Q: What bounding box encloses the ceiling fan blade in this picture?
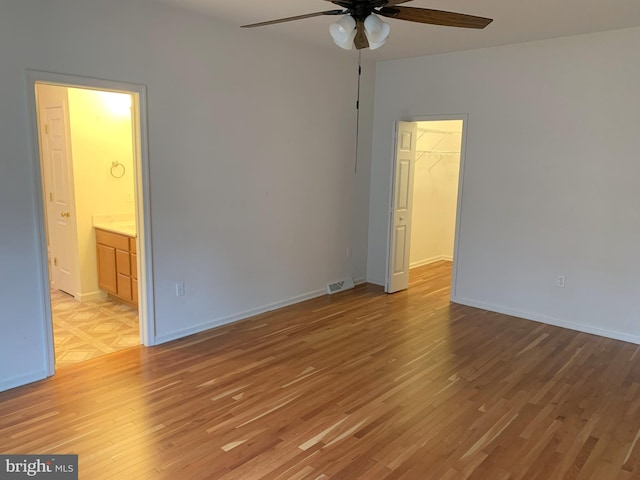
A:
[242,10,344,28]
[378,6,493,29]
[382,0,414,6]
[354,20,369,50]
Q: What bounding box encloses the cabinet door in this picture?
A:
[117,274,132,301]
[97,244,117,294]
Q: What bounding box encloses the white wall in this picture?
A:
[67,88,136,299]
[0,0,373,391]
[410,121,461,268]
[368,27,640,343]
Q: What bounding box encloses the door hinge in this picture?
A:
[45,124,49,135]
[54,257,58,266]
[49,192,53,202]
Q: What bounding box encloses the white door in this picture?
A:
[386,121,417,293]
[43,105,78,296]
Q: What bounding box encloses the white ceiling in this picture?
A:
[151,0,640,60]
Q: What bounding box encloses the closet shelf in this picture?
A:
[416,150,460,155]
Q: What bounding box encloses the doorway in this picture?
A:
[37,83,140,367]
[27,71,155,375]
[386,117,465,295]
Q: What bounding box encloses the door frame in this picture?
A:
[384,114,468,299]
[25,70,156,375]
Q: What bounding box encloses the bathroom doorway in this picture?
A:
[28,71,155,374]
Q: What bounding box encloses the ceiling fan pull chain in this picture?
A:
[355,49,362,173]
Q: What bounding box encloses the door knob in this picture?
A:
[61,211,70,218]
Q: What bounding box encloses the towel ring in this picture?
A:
[110,161,125,179]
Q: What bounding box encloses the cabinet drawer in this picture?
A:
[116,249,131,276]
[96,229,129,251]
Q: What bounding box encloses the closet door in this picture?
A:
[387,121,417,293]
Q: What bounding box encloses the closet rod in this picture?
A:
[417,128,462,135]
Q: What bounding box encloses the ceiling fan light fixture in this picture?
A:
[364,13,390,50]
[329,15,357,50]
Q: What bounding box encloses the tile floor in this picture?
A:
[51,289,140,368]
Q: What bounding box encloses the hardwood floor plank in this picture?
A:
[3,261,640,478]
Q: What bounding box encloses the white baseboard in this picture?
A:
[0,369,49,393]
[74,290,106,302]
[452,295,640,345]
[154,287,327,345]
[366,277,385,287]
[353,277,367,286]
[410,255,453,269]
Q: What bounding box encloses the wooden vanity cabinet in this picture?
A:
[130,238,138,306]
[96,228,138,307]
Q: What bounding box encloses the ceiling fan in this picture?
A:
[242,0,493,51]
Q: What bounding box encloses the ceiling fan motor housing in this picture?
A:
[350,0,375,21]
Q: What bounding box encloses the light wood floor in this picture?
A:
[51,289,139,368]
[3,262,640,479]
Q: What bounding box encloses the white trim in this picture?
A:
[0,369,49,393]
[452,296,640,345]
[367,277,385,287]
[131,84,156,347]
[410,255,453,269]
[25,70,156,383]
[353,276,367,286]
[25,72,56,377]
[154,288,327,345]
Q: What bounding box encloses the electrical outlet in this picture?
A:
[556,275,566,288]
[176,282,185,296]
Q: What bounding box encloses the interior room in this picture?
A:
[408,120,463,289]
[1,0,640,477]
[36,83,140,367]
